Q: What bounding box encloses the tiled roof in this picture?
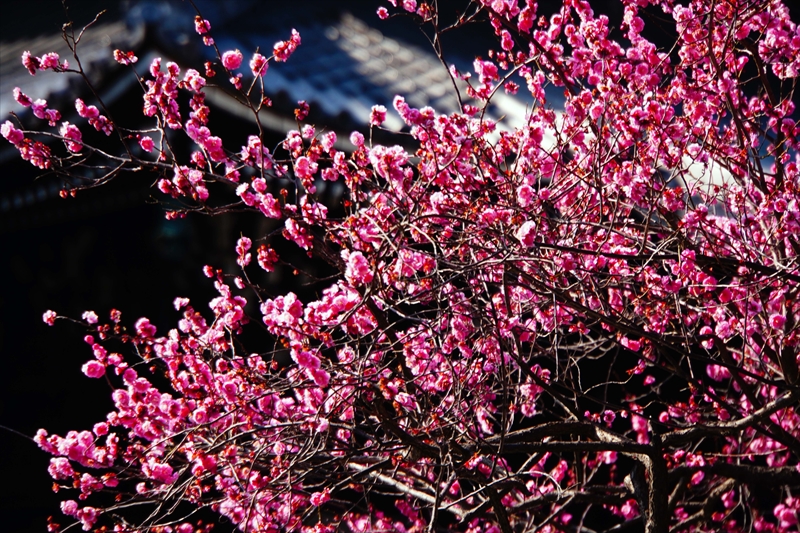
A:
[0,3,559,228]
[202,10,545,143]
[242,12,461,131]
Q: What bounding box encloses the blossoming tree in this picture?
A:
[3,0,799,532]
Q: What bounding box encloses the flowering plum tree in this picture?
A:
[4,0,800,532]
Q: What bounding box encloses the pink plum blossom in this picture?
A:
[273,29,301,62]
[310,488,331,506]
[194,16,211,34]
[236,236,252,267]
[343,250,374,286]
[22,50,40,75]
[59,122,83,152]
[9,3,800,533]
[112,50,137,65]
[1,121,24,145]
[81,360,105,379]
[250,53,268,76]
[139,136,154,152]
[370,104,387,126]
[222,50,243,71]
[42,310,57,326]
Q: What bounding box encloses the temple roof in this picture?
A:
[0,0,545,230]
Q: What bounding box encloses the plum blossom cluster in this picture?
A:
[75,98,112,135]
[2,120,53,169]
[143,58,182,130]
[112,49,138,66]
[22,50,69,75]
[7,1,800,533]
[273,29,302,62]
[14,87,61,125]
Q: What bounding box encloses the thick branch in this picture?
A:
[347,462,468,520]
[669,464,800,488]
[662,391,798,447]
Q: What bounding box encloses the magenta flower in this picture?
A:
[249,52,268,76]
[194,16,211,35]
[60,499,79,517]
[40,52,61,69]
[369,104,387,126]
[42,310,57,326]
[221,50,243,71]
[81,360,105,379]
[138,136,154,152]
[344,251,373,286]
[1,120,24,145]
[183,68,206,91]
[769,313,787,329]
[236,236,252,267]
[309,488,331,507]
[112,49,138,65]
[59,122,83,153]
[75,98,99,119]
[13,87,32,107]
[21,50,40,75]
[81,310,98,324]
[273,29,301,62]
